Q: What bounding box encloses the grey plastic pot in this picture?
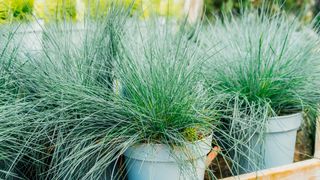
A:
[124,135,212,180]
[13,22,43,54]
[41,22,92,50]
[238,113,302,174]
[264,113,302,168]
[0,22,43,60]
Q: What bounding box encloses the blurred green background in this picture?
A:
[1,0,320,24]
[0,0,185,23]
[204,0,317,23]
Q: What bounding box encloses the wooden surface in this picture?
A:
[315,116,320,158]
[222,159,320,180]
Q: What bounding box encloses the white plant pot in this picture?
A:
[264,113,302,167]
[42,22,90,50]
[62,22,87,46]
[13,22,43,54]
[124,135,212,180]
[238,113,302,173]
[0,22,42,57]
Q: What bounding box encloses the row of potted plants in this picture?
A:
[1,0,187,57]
[0,2,320,180]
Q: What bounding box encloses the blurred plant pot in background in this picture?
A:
[14,22,43,54]
[0,22,43,57]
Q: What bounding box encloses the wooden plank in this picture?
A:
[206,146,220,166]
[315,115,320,158]
[184,0,204,23]
[222,159,320,180]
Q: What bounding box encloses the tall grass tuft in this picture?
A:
[0,26,39,179]
[115,19,216,144]
[0,2,132,179]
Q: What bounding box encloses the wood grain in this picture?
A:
[221,159,320,180]
[315,115,320,158]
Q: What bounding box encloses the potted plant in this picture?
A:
[202,10,320,174]
[111,19,217,180]
[26,10,220,180]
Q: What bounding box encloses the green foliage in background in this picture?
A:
[204,0,314,22]
[1,0,185,23]
[82,0,141,18]
[0,0,34,23]
[38,0,77,22]
[1,0,319,24]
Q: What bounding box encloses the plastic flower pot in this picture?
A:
[41,22,90,50]
[124,135,212,180]
[238,113,302,174]
[12,22,43,54]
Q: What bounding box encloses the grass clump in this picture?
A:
[0,27,39,179]
[36,12,127,180]
[114,20,216,145]
[0,3,131,179]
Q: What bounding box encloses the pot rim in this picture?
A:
[124,133,213,162]
[129,132,213,147]
[266,112,302,133]
[269,112,302,121]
